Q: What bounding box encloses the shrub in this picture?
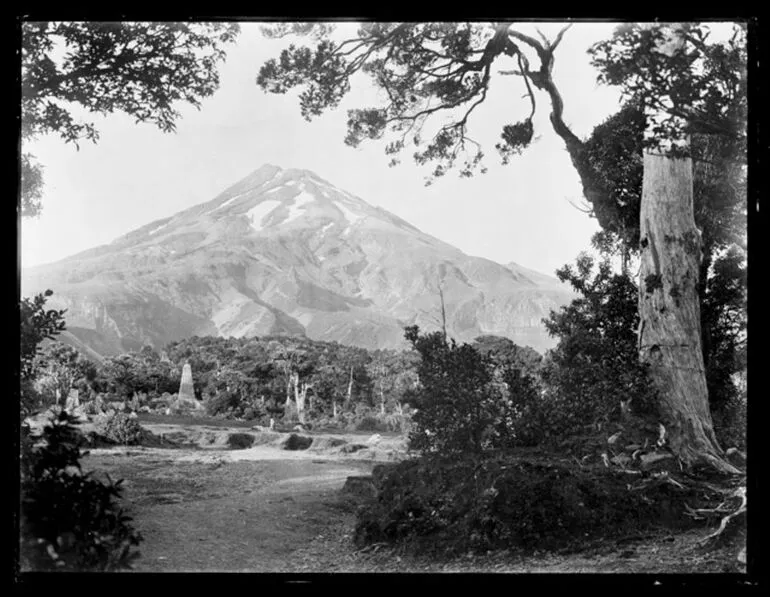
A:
[355,453,696,553]
[81,400,102,416]
[95,412,143,445]
[20,411,142,570]
[541,254,659,438]
[204,391,241,418]
[282,433,313,450]
[402,326,527,455]
[713,391,747,451]
[227,433,255,449]
[355,415,389,433]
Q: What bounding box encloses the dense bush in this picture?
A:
[227,432,255,449]
[355,454,695,553]
[20,411,143,570]
[541,254,659,439]
[402,326,541,454]
[95,411,143,445]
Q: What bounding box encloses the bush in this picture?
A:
[355,415,389,433]
[95,412,143,445]
[541,254,659,439]
[20,411,142,570]
[227,433,255,449]
[713,391,747,451]
[81,400,103,416]
[282,433,313,451]
[355,454,696,553]
[402,326,532,454]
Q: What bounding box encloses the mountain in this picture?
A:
[21,164,575,357]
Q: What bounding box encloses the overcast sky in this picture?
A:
[21,22,630,277]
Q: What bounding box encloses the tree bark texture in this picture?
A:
[638,152,736,473]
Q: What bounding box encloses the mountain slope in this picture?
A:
[22,164,574,356]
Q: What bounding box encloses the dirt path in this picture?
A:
[83,446,374,572]
[80,437,746,574]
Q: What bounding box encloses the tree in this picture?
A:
[256,21,746,471]
[367,348,420,415]
[20,21,240,216]
[542,250,659,433]
[472,335,543,374]
[590,24,745,473]
[581,102,746,441]
[20,291,68,415]
[33,342,92,406]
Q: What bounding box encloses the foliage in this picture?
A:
[701,246,747,419]
[96,346,179,399]
[355,454,696,553]
[33,341,96,406]
[589,23,747,150]
[227,432,255,450]
[542,252,659,437]
[472,335,543,374]
[403,326,541,454]
[20,411,142,570]
[21,21,239,216]
[543,236,745,447]
[95,411,143,446]
[257,22,578,183]
[20,290,67,382]
[20,291,68,416]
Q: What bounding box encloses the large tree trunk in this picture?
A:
[637,24,738,475]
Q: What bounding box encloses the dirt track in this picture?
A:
[79,425,746,574]
[84,446,371,572]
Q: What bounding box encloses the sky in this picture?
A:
[20,21,629,277]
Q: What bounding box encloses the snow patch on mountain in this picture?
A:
[335,201,365,226]
[285,190,316,223]
[247,200,281,230]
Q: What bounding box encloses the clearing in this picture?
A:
[77,418,745,573]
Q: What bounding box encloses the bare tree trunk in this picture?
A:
[438,283,447,342]
[296,382,312,425]
[291,372,301,421]
[332,398,338,419]
[296,381,309,425]
[284,371,292,410]
[637,24,738,474]
[346,365,353,407]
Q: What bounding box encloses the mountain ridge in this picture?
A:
[22,164,574,357]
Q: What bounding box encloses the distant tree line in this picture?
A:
[29,330,542,432]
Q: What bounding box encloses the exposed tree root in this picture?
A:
[687,486,747,546]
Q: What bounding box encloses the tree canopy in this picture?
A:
[257,22,746,212]
[20,21,240,217]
